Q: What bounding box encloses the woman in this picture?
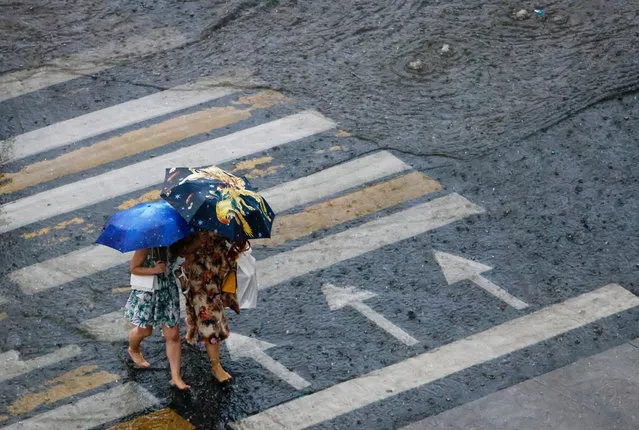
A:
[125,246,190,390]
[175,231,246,383]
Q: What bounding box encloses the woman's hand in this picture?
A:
[153,261,166,274]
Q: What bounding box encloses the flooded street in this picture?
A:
[1,1,638,428]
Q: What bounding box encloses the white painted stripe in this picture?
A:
[0,110,335,234]
[2,382,158,430]
[257,193,485,290]
[0,27,187,103]
[1,79,238,163]
[11,246,122,294]
[79,311,133,343]
[232,284,639,429]
[0,345,81,383]
[81,192,481,343]
[10,151,407,294]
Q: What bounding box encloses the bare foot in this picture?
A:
[211,362,232,383]
[170,377,191,390]
[128,347,150,369]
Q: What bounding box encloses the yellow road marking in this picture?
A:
[109,408,195,430]
[70,87,89,95]
[0,90,289,194]
[336,130,350,137]
[231,155,283,178]
[244,164,284,179]
[316,145,346,154]
[234,91,291,109]
[0,313,6,321]
[117,190,162,210]
[22,217,85,239]
[8,365,118,416]
[231,156,273,172]
[0,415,7,421]
[255,171,441,247]
[112,287,132,294]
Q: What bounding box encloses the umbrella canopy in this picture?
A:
[96,201,193,252]
[160,165,275,241]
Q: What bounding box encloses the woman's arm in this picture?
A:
[130,249,165,275]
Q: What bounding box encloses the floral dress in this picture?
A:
[124,248,181,328]
[178,233,240,345]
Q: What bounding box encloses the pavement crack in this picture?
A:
[347,134,466,161]
[199,0,260,41]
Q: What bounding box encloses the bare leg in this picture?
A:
[204,341,231,383]
[163,325,190,390]
[128,326,152,368]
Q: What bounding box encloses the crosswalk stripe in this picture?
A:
[8,365,119,416]
[80,312,134,343]
[80,193,481,342]
[0,110,335,234]
[10,151,408,294]
[0,77,237,164]
[0,90,289,194]
[231,284,639,429]
[257,193,484,291]
[0,27,188,104]
[0,345,82,383]
[1,382,158,430]
[257,171,442,247]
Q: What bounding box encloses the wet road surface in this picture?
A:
[1,1,638,428]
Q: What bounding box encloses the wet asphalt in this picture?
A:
[1,1,638,428]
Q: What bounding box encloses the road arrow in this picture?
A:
[226,333,311,390]
[322,284,419,346]
[433,250,529,310]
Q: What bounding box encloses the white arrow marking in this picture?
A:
[433,251,529,310]
[322,284,419,346]
[226,333,311,390]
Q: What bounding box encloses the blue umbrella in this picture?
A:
[96,201,193,253]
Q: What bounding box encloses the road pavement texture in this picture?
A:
[1,1,638,429]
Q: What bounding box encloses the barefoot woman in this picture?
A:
[125,246,190,390]
[176,231,246,383]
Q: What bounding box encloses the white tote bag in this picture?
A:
[236,247,258,309]
[130,273,157,292]
[129,248,162,292]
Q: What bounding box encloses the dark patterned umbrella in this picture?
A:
[160,165,275,241]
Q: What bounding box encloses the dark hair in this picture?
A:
[150,246,169,262]
[228,239,250,261]
[169,233,198,257]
